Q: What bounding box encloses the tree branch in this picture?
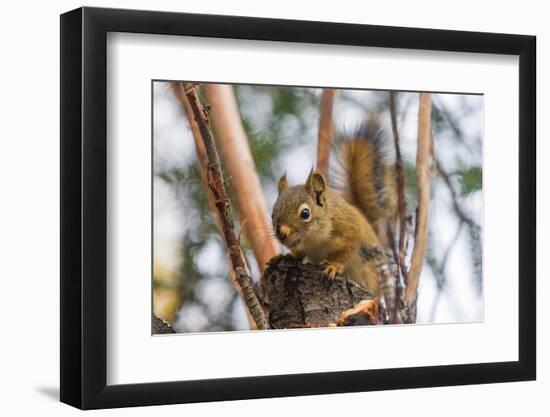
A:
[402,92,432,323]
[203,84,280,274]
[389,92,409,283]
[433,150,481,232]
[172,83,251,321]
[171,83,219,218]
[432,96,477,154]
[316,88,335,179]
[428,220,464,322]
[180,83,268,330]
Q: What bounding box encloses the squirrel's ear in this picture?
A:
[277,173,288,194]
[307,171,326,206]
[305,169,314,192]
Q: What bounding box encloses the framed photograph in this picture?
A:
[60,6,536,409]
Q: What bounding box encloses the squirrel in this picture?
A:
[271,121,397,295]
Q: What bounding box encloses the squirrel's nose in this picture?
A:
[276,225,289,241]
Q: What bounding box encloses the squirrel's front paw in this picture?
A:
[320,260,344,280]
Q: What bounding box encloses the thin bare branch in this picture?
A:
[172,82,257,328]
[402,92,432,323]
[389,92,409,282]
[316,89,335,179]
[171,83,211,198]
[203,85,280,275]
[428,220,464,322]
[178,82,268,330]
[432,144,481,232]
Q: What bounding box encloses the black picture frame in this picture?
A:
[60,6,536,410]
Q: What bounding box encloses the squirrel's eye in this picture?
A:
[298,203,311,222]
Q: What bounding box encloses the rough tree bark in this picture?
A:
[263,255,379,328]
[152,314,176,334]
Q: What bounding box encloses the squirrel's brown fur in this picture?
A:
[332,121,397,245]
[271,121,396,294]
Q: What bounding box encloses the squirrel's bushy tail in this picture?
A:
[331,120,397,230]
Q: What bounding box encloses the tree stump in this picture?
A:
[262,255,379,329]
